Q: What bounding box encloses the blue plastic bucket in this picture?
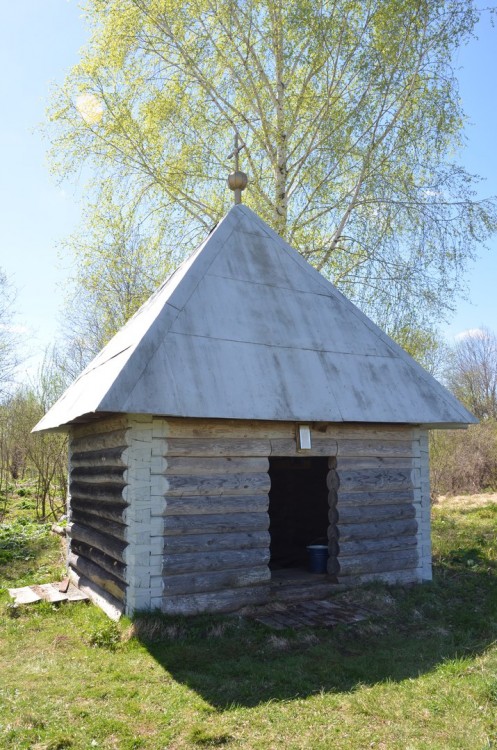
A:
[306,544,328,574]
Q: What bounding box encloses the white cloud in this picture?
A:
[455,328,484,341]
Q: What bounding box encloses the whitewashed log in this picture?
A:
[71,540,127,582]
[338,549,419,575]
[68,569,123,620]
[163,472,270,496]
[163,566,270,595]
[336,503,416,524]
[164,530,270,554]
[337,469,413,492]
[71,429,128,453]
[70,483,127,505]
[338,535,417,555]
[70,510,126,542]
[164,512,269,536]
[338,490,414,506]
[164,547,270,574]
[161,585,270,615]
[163,494,269,516]
[164,438,270,457]
[163,456,269,474]
[71,446,126,468]
[71,499,126,525]
[68,522,127,563]
[337,518,418,541]
[68,552,126,602]
[337,439,413,457]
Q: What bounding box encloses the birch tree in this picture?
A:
[49,0,496,345]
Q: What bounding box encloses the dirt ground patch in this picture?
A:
[433,492,497,510]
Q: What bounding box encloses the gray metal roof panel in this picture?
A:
[34,204,476,431]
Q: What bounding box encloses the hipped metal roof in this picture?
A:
[34,204,475,431]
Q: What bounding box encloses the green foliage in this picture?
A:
[88,620,122,651]
[48,0,497,356]
[0,519,51,564]
[430,421,497,495]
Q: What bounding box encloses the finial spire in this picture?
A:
[227,133,248,204]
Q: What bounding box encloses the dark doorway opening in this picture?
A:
[268,456,329,571]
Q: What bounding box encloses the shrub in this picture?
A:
[430,420,497,495]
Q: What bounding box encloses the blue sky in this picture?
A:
[1,1,496,384]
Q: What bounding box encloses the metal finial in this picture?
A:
[227,133,247,204]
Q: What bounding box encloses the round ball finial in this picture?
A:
[227,171,248,192]
[228,170,248,204]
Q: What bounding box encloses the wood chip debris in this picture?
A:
[8,582,88,606]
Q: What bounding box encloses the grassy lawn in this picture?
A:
[1,494,497,749]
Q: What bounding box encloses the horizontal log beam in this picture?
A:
[163,456,269,475]
[337,457,414,470]
[269,438,336,457]
[338,568,422,587]
[164,512,269,536]
[164,547,270,575]
[161,584,270,615]
[70,510,127,542]
[70,468,126,486]
[71,429,128,453]
[338,534,417,556]
[71,539,127,582]
[164,530,270,554]
[164,494,269,516]
[70,482,127,505]
[337,440,414,458]
[68,552,126,601]
[71,446,126,469]
[68,522,127,563]
[164,438,270,457]
[337,469,413,492]
[163,566,270,595]
[336,503,416,524]
[68,570,124,620]
[337,490,414,507]
[163,473,270,496]
[70,499,127,525]
[338,549,419,576]
[336,518,418,541]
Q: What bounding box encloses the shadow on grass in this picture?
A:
[137,560,497,709]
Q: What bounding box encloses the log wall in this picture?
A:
[334,426,423,584]
[66,416,432,616]
[154,419,272,615]
[68,416,129,616]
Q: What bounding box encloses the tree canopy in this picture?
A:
[447,327,497,420]
[48,0,496,354]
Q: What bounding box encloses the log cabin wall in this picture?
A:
[155,417,272,615]
[155,419,431,614]
[67,416,130,615]
[334,426,425,585]
[66,417,432,616]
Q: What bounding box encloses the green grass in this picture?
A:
[1,498,497,749]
